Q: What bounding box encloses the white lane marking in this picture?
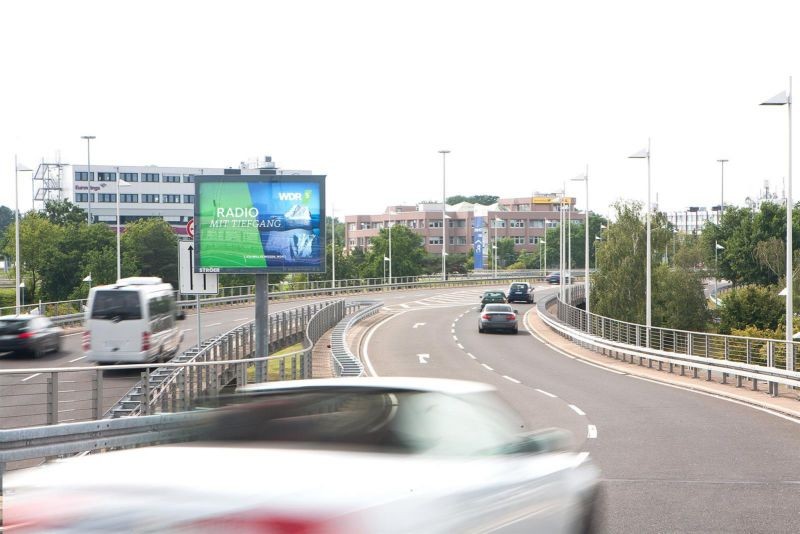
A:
[452,335,458,341]
[400,303,410,309]
[627,374,800,426]
[575,358,627,375]
[21,373,41,382]
[451,328,455,334]
[588,425,598,439]
[503,375,521,384]
[467,352,476,359]
[69,355,87,363]
[206,322,222,327]
[575,452,591,466]
[569,404,586,416]
[535,388,558,398]
[481,363,494,371]
[457,343,464,349]
[418,353,430,364]
[363,310,408,377]
[234,317,249,321]
[412,322,426,329]
[454,317,459,323]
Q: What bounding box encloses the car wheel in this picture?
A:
[33,344,45,359]
[512,326,518,334]
[478,326,484,333]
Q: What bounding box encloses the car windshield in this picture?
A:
[91,291,143,321]
[484,304,512,313]
[484,292,503,298]
[199,388,524,456]
[510,284,527,290]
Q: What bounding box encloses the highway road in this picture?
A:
[362,284,800,533]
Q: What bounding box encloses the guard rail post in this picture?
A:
[142,369,151,416]
[47,372,59,425]
[93,369,103,420]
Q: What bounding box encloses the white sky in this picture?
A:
[1,0,797,219]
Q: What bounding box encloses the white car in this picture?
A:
[5,377,600,533]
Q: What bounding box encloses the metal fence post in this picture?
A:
[142,369,151,416]
[93,369,104,420]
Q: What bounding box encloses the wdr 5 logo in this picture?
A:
[277,190,313,203]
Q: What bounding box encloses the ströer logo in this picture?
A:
[278,192,303,201]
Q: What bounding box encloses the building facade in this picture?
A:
[344,193,581,256]
[68,157,309,235]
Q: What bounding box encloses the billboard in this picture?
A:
[194,175,326,273]
[473,216,485,270]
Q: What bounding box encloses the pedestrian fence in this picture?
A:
[540,288,800,398]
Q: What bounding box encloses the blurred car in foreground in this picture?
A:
[5,377,600,533]
[479,303,520,334]
[507,282,534,303]
[480,290,506,310]
[0,315,62,358]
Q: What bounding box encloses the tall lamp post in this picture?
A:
[714,242,724,303]
[717,159,728,223]
[116,174,131,281]
[543,219,548,274]
[571,167,590,331]
[761,78,793,367]
[81,135,96,224]
[539,239,546,274]
[629,139,652,346]
[594,235,602,269]
[388,220,394,285]
[438,150,450,281]
[14,156,32,315]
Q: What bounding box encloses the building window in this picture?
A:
[449,236,467,245]
[162,194,181,203]
[516,204,530,212]
[74,193,94,202]
[97,172,116,182]
[74,171,94,181]
[546,220,558,228]
[142,173,160,183]
[142,194,160,203]
[428,236,443,245]
[120,172,139,182]
[183,195,195,203]
[183,175,195,183]
[509,219,525,228]
[448,219,466,228]
[529,219,544,228]
[529,236,541,244]
[163,175,181,183]
[97,193,116,202]
[429,220,443,228]
[493,219,506,228]
[513,236,525,245]
[120,194,138,203]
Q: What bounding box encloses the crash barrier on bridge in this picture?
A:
[0,271,550,328]
[538,290,800,398]
[0,300,356,429]
[329,300,384,377]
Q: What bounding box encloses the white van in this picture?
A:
[84,277,184,364]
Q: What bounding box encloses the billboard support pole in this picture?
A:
[255,274,268,382]
[196,295,201,350]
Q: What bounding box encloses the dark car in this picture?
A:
[545,272,571,285]
[480,291,506,310]
[479,304,519,334]
[507,282,534,303]
[0,315,62,358]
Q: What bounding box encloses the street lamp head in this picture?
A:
[570,173,587,182]
[438,150,451,154]
[628,148,649,159]
[81,135,96,140]
[595,235,602,241]
[119,179,132,187]
[16,163,32,172]
[760,91,789,106]
[717,159,729,163]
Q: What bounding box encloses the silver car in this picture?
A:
[479,303,519,334]
[5,377,600,533]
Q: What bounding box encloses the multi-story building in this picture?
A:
[344,193,581,256]
[68,157,309,236]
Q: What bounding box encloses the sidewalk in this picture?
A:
[525,307,800,420]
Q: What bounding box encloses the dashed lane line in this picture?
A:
[503,375,521,384]
[481,363,494,371]
[535,388,558,398]
[588,425,598,439]
[569,404,586,416]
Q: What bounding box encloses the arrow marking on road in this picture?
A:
[412,322,426,329]
[418,353,430,364]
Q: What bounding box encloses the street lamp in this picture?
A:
[539,239,546,274]
[493,216,504,278]
[717,159,729,223]
[715,242,725,303]
[571,167,590,330]
[594,235,602,270]
[19,281,25,309]
[438,150,450,281]
[116,175,132,281]
[14,156,32,315]
[761,78,793,364]
[629,139,652,346]
[81,135,96,224]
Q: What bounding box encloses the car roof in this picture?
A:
[238,377,496,396]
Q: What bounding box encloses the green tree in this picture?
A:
[719,285,784,334]
[446,195,498,206]
[651,264,708,331]
[121,218,179,286]
[360,226,426,279]
[43,199,87,226]
[0,206,13,244]
[3,213,62,302]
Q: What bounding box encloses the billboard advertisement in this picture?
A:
[473,216,484,270]
[194,175,326,273]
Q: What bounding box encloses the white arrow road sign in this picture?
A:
[178,241,219,295]
[412,323,426,329]
[418,353,430,364]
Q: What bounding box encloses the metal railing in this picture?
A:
[0,300,354,428]
[540,290,800,397]
[329,300,383,377]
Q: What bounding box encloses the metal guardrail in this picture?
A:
[0,300,353,429]
[329,300,383,377]
[539,291,800,397]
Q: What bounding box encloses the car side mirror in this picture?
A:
[515,309,519,314]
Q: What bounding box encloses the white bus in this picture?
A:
[84,277,184,364]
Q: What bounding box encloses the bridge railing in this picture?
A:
[541,289,800,397]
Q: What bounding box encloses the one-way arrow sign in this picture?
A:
[179,241,218,295]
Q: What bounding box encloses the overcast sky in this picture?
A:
[1,0,797,219]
